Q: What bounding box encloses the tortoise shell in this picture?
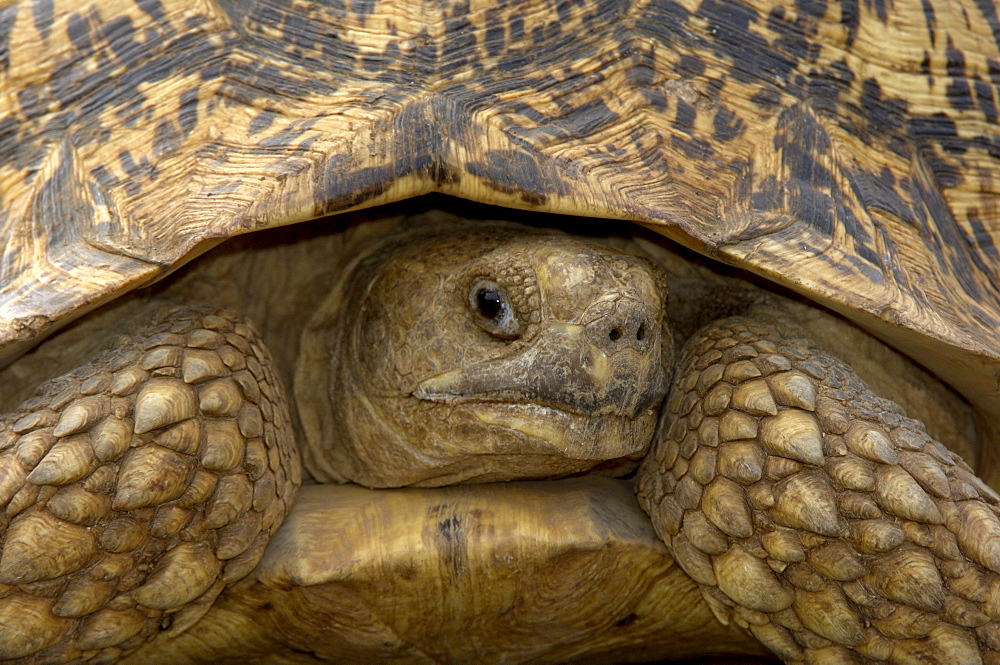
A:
[1,0,998,415]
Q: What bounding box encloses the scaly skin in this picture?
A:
[0,308,300,663]
[638,316,1000,663]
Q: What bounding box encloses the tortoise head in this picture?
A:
[296,222,672,487]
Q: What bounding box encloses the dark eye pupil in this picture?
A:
[477,288,503,319]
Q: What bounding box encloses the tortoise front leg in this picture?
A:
[0,308,300,663]
[637,316,1000,664]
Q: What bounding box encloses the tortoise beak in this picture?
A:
[414,298,667,420]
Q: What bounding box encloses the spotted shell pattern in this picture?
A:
[0,0,998,413]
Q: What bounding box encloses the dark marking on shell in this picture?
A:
[65,10,93,50]
[315,159,392,216]
[118,150,142,178]
[973,0,1000,52]
[178,87,200,136]
[795,0,827,19]
[212,0,254,37]
[767,6,815,65]
[974,79,998,123]
[749,88,782,109]
[675,99,697,129]
[32,0,55,41]
[678,54,706,76]
[0,4,14,73]
[152,118,182,158]
[850,167,914,230]
[697,0,796,85]
[248,110,277,136]
[670,134,715,160]
[466,149,568,205]
[713,107,745,142]
[921,0,937,45]
[352,0,379,19]
[485,8,506,57]
[870,0,888,23]
[136,0,167,22]
[545,98,621,141]
[860,78,909,136]
[946,78,975,111]
[840,0,859,45]
[32,142,103,259]
[105,16,139,64]
[968,211,1000,260]
[912,113,961,152]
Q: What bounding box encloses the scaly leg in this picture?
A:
[637,316,1000,664]
[0,308,300,663]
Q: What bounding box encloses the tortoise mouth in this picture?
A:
[412,394,652,462]
[413,390,589,417]
[471,401,607,459]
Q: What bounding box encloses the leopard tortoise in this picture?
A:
[1,0,999,663]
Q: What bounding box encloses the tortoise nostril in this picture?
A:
[636,324,646,341]
[609,328,623,341]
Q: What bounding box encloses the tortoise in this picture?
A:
[1,0,999,662]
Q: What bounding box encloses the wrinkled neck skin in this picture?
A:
[296,221,672,488]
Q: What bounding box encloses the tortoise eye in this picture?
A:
[469,279,520,339]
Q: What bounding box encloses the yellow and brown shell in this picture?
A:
[1,0,998,416]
